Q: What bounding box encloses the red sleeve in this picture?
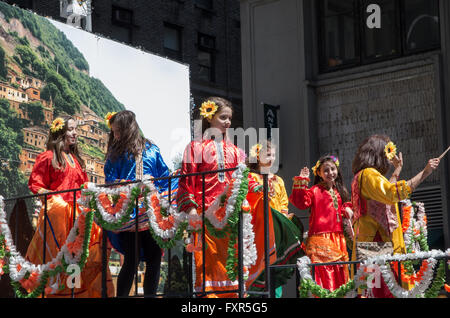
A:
[177,142,199,213]
[341,201,353,218]
[28,151,53,194]
[289,176,314,210]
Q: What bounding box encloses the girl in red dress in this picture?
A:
[26,116,113,297]
[177,97,246,297]
[289,155,352,291]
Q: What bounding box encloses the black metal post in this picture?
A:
[42,193,48,298]
[167,176,172,295]
[135,196,139,296]
[201,173,206,297]
[262,173,272,298]
[72,190,76,298]
[238,205,244,298]
[101,229,107,298]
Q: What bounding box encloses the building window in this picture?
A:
[111,6,134,44]
[197,33,216,82]
[403,0,440,53]
[195,0,213,11]
[318,0,440,72]
[164,23,183,61]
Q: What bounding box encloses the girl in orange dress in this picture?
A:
[289,155,352,291]
[26,116,113,297]
[177,97,246,297]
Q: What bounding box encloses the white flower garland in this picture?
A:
[82,182,136,224]
[204,163,247,229]
[297,249,450,298]
[242,203,257,275]
[146,192,187,240]
[0,195,89,289]
[401,200,429,253]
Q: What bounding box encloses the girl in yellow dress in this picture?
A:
[351,134,440,297]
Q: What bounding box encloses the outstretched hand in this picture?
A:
[424,158,440,176]
[299,166,310,179]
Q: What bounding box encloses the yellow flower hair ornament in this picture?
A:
[50,117,65,133]
[199,100,218,120]
[384,141,397,161]
[105,112,117,129]
[249,143,263,160]
[311,160,321,176]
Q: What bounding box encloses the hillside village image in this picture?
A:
[0,0,449,306]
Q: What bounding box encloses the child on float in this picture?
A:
[246,140,304,297]
[289,155,352,291]
[350,135,440,297]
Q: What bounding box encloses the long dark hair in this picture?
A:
[313,154,350,203]
[106,110,150,161]
[46,115,85,170]
[198,96,233,135]
[352,134,391,176]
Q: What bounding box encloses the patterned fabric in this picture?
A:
[177,139,246,298]
[249,173,289,216]
[306,233,349,292]
[289,183,352,235]
[351,168,411,236]
[350,167,413,297]
[103,142,177,253]
[26,150,114,297]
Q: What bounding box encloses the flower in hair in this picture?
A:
[105,112,117,129]
[249,143,263,159]
[384,141,397,161]
[50,117,65,133]
[199,100,218,120]
[330,155,340,167]
[311,160,321,176]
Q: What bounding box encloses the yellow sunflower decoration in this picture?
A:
[50,117,65,133]
[384,141,397,161]
[199,100,218,120]
[105,112,117,129]
[249,143,263,160]
[311,160,321,176]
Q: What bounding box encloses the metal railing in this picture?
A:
[3,167,280,298]
[4,168,447,298]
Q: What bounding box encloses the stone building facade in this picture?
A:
[240,0,449,251]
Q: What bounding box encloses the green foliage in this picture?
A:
[19,101,45,125]
[0,1,125,117]
[78,137,105,160]
[0,46,7,80]
[0,99,29,198]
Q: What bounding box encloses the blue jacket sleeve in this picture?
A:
[143,143,176,193]
[104,157,119,183]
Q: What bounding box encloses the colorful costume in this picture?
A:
[177,138,246,297]
[104,142,177,297]
[104,142,176,234]
[26,150,114,297]
[289,176,350,291]
[351,167,412,297]
[248,173,304,297]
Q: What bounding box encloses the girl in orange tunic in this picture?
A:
[26,116,113,297]
[178,96,278,297]
[178,97,248,298]
[289,155,352,291]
